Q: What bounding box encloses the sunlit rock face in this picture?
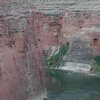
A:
[0,0,47,100]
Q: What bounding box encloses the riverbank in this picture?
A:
[46,62,100,77]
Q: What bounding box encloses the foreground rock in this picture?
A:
[0,0,47,100]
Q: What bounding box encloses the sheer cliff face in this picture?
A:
[62,10,100,55]
[0,1,47,100]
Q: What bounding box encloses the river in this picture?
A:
[45,69,100,100]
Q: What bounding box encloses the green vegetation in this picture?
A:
[44,43,69,68]
[94,56,100,65]
[92,56,100,72]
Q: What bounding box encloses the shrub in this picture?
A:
[44,43,69,68]
[92,56,100,72]
[94,56,100,65]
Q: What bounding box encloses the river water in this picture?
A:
[45,69,100,100]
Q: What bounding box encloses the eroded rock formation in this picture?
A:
[62,10,100,56]
[0,0,47,100]
[1,0,100,99]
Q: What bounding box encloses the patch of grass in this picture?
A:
[44,43,69,68]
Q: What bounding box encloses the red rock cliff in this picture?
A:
[0,0,47,100]
[62,10,100,55]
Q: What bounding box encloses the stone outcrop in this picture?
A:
[62,10,100,56]
[0,0,47,100]
[41,15,62,45]
[34,1,100,57]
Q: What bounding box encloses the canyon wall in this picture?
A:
[62,10,100,56]
[39,10,100,57]
[63,35,93,64]
[0,0,100,99]
[0,0,47,100]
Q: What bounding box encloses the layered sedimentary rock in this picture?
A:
[0,0,47,100]
[62,6,100,56]
[63,35,93,64]
[34,1,100,57]
[40,15,63,56]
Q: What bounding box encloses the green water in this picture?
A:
[45,69,100,100]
